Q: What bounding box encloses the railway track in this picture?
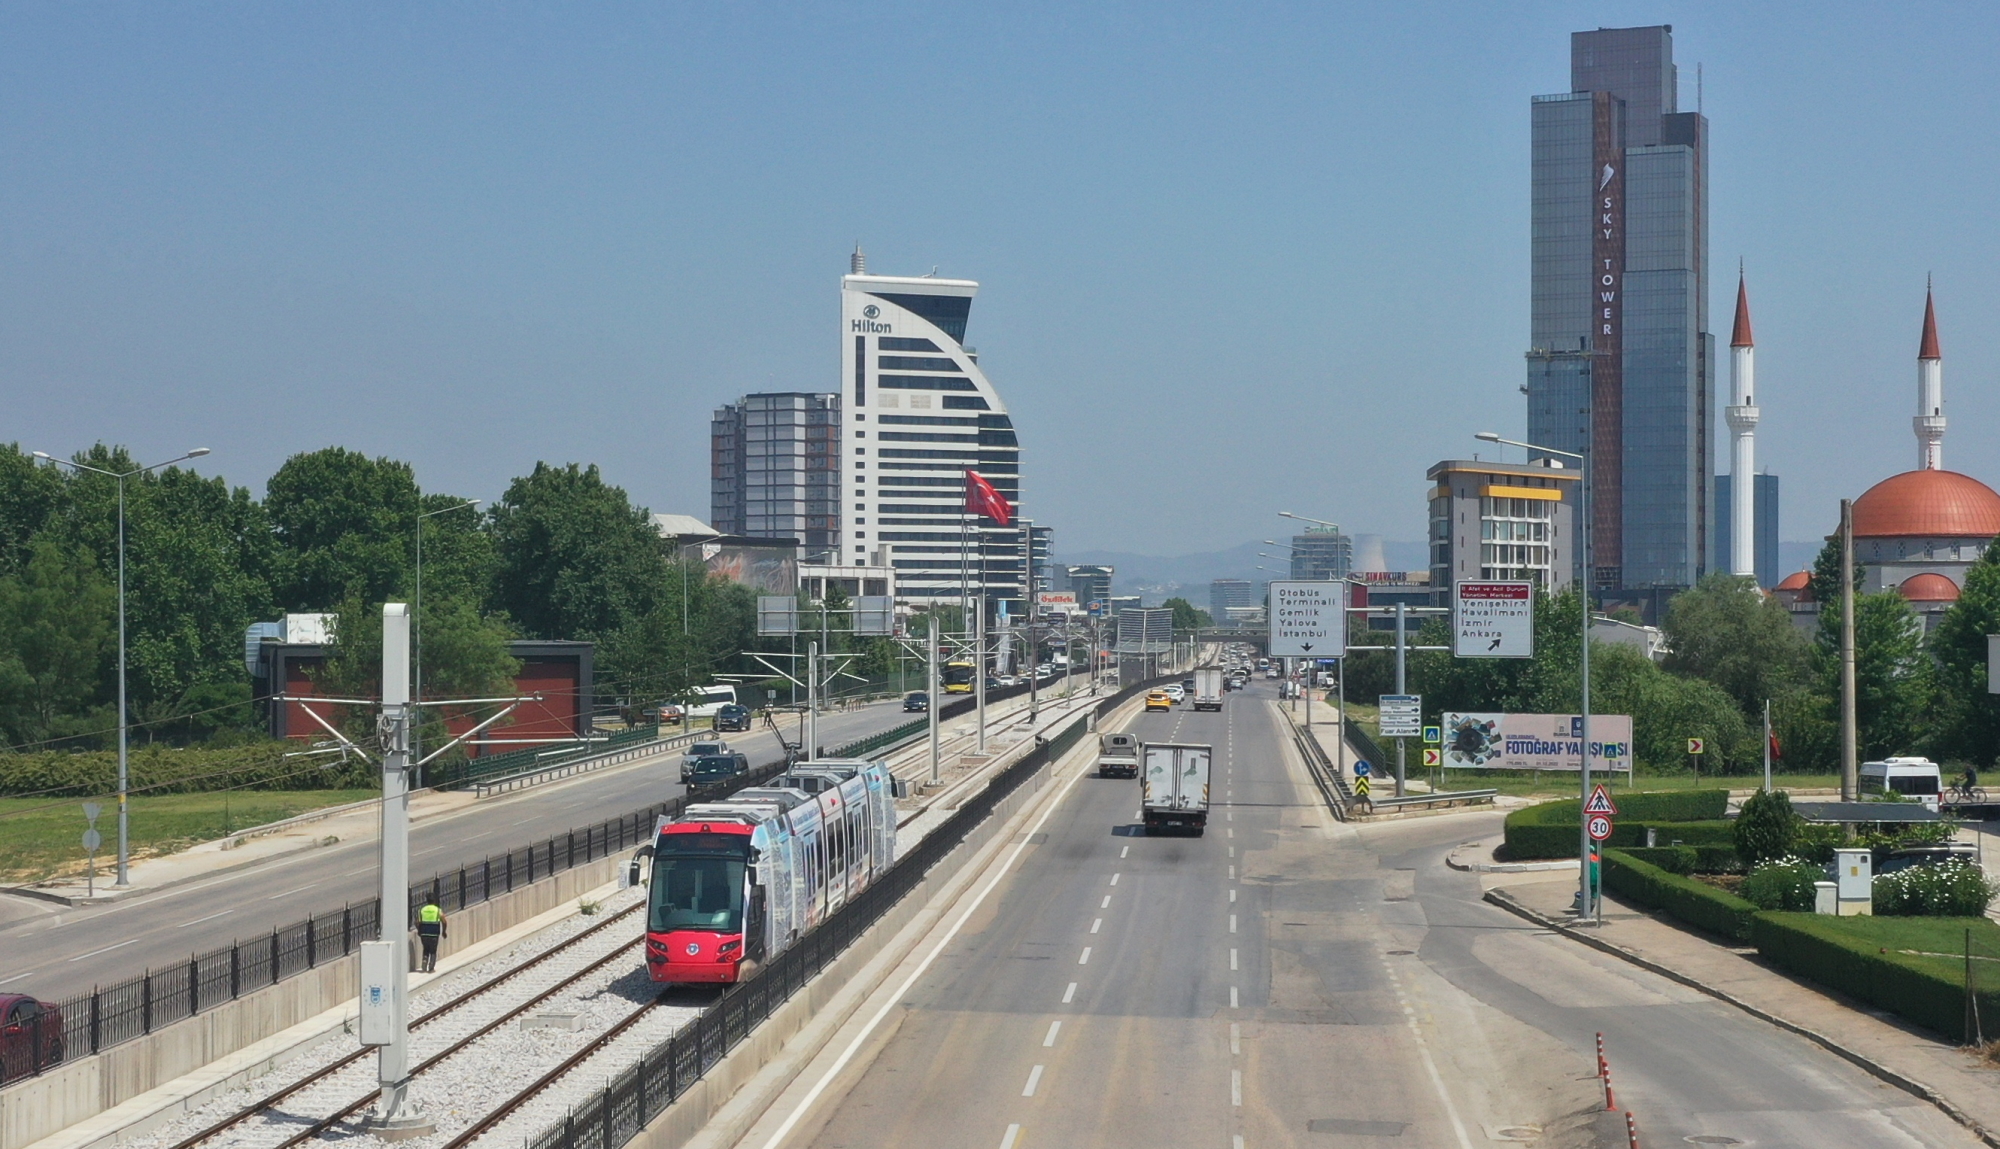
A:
[157,898,650,1149]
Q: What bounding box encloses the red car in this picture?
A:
[0,994,64,1083]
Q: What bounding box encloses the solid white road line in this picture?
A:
[1382,960,1477,1149]
[1043,1020,1061,1047]
[267,882,320,900]
[177,909,233,928]
[1078,947,1091,965]
[1023,1064,1043,1096]
[1063,982,1077,1004]
[67,939,137,962]
[1090,918,1102,934]
[753,729,1099,1149]
[999,1124,1021,1149]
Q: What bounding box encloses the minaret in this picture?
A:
[1724,273,1759,578]
[1915,285,1944,470]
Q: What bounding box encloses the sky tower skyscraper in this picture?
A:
[1526,25,1711,599]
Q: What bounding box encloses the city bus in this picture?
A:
[941,661,976,694]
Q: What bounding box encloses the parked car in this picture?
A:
[684,752,750,785]
[0,994,63,1083]
[713,703,752,733]
[655,703,686,726]
[903,692,930,713]
[680,740,731,781]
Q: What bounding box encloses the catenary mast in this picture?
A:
[1724,274,1759,578]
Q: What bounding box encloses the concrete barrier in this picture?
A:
[0,855,626,1149]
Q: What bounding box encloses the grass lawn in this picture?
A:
[1794,914,2000,988]
[0,789,376,883]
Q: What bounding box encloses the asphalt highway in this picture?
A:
[0,696,924,1004]
[787,682,1979,1149]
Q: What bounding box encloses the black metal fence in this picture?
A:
[524,674,1165,1149]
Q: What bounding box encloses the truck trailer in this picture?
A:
[1192,668,1224,711]
[1140,742,1210,835]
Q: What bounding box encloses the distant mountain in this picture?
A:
[1056,539,1429,602]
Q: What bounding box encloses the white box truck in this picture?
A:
[1192,668,1224,711]
[1097,731,1139,778]
[1141,742,1210,835]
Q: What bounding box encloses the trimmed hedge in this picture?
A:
[1615,844,1742,875]
[1752,913,2000,1042]
[1503,789,1732,859]
[1601,849,1759,941]
[0,743,374,798]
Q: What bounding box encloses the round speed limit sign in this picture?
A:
[1586,813,1613,842]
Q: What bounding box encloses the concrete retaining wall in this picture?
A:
[0,855,625,1149]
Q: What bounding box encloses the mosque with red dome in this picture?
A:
[1771,290,2000,628]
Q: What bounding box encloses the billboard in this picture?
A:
[1268,581,1346,658]
[1441,712,1632,773]
[1116,608,1174,653]
[1037,591,1081,614]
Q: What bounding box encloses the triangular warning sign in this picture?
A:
[1583,784,1617,816]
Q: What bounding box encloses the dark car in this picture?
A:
[0,994,64,1083]
[1877,844,1980,875]
[713,703,752,733]
[685,753,750,785]
[903,692,929,713]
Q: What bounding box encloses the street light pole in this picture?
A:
[35,447,210,887]
[1476,428,1593,918]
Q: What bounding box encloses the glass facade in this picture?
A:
[1713,472,1782,588]
[1528,26,1709,591]
[1289,529,1351,581]
[709,392,842,559]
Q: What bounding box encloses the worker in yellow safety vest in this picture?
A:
[416,902,447,972]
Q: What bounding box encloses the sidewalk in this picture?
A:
[10,787,480,906]
[1482,866,2000,1146]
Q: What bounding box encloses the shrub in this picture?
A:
[1794,823,1846,864]
[1501,789,1732,859]
[1616,845,1741,874]
[1752,914,2000,1041]
[1600,849,1758,940]
[1874,862,1999,917]
[1733,789,1799,864]
[1740,857,1823,912]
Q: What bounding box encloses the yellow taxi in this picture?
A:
[1144,690,1173,712]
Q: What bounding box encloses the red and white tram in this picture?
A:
[635,759,898,985]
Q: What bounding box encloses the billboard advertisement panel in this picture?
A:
[1441,712,1632,772]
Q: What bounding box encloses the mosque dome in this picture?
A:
[1774,570,1811,599]
[1898,573,1961,603]
[1851,470,2000,539]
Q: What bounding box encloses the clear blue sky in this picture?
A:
[5,2,1996,559]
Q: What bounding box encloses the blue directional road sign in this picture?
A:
[1353,760,1371,777]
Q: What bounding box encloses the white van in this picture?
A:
[1860,757,1944,810]
[686,684,740,720]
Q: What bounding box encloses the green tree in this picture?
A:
[266,448,421,609]
[1930,548,2000,766]
[1662,573,1813,716]
[596,564,758,709]
[316,596,520,752]
[1162,597,1212,630]
[1817,591,1932,761]
[0,445,67,575]
[0,540,116,746]
[1734,787,1801,864]
[489,463,667,641]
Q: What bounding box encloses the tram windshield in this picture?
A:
[650,833,750,933]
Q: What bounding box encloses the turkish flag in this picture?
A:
[1769,732,1783,761]
[964,470,1012,526]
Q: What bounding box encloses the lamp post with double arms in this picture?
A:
[413,498,482,778]
[33,447,212,886]
[1474,429,1594,918]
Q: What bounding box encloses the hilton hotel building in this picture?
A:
[837,253,1024,613]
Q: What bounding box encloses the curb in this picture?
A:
[1481,886,2000,1149]
[1445,846,1578,873]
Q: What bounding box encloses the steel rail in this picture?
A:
[166,902,643,1149]
[434,994,668,1149]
